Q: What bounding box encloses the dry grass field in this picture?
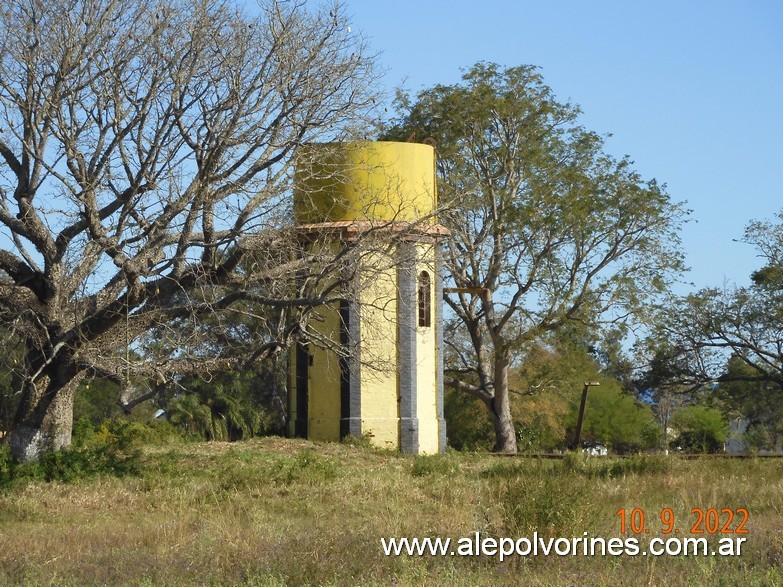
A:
[1,437,782,586]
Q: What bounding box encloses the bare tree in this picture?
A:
[656,210,783,388]
[0,0,380,460]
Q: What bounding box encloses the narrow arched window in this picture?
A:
[418,271,432,327]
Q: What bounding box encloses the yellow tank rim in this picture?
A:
[294,141,436,224]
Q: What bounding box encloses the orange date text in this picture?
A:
[616,508,749,535]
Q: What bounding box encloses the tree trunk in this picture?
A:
[490,353,517,454]
[10,356,82,462]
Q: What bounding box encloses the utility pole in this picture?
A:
[572,381,600,450]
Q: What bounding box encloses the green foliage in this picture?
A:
[19,446,141,485]
[0,418,190,489]
[639,418,664,449]
[670,406,728,453]
[566,384,660,452]
[1,422,145,489]
[386,61,687,454]
[446,334,661,454]
[0,444,10,486]
[166,393,214,439]
[656,211,783,455]
[513,335,659,453]
[72,378,125,427]
[742,424,776,453]
[444,388,494,451]
[513,336,605,451]
[72,417,182,450]
[715,354,783,451]
[515,418,561,453]
[166,370,283,441]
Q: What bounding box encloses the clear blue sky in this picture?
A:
[348,0,783,291]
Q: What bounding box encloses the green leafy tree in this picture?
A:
[512,331,605,451]
[72,378,125,427]
[445,329,656,453]
[715,354,783,452]
[649,210,783,452]
[566,384,659,453]
[384,63,686,452]
[443,388,492,451]
[630,344,700,450]
[670,406,728,454]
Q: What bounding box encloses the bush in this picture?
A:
[0,444,142,489]
[0,444,12,486]
[670,406,728,453]
[444,388,494,451]
[0,418,154,489]
[73,417,184,449]
[164,371,286,442]
[743,423,776,453]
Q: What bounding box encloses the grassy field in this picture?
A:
[1,437,782,586]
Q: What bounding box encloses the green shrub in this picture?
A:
[71,417,97,447]
[165,371,285,441]
[444,388,494,451]
[75,417,184,450]
[0,444,12,486]
[0,419,150,489]
[670,406,728,453]
[742,423,776,453]
[0,444,142,489]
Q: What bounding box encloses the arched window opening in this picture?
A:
[418,271,432,328]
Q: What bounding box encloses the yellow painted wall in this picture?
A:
[356,252,400,450]
[415,245,441,454]
[294,142,436,224]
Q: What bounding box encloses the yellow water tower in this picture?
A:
[288,141,447,453]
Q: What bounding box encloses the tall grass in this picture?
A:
[0,439,781,586]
